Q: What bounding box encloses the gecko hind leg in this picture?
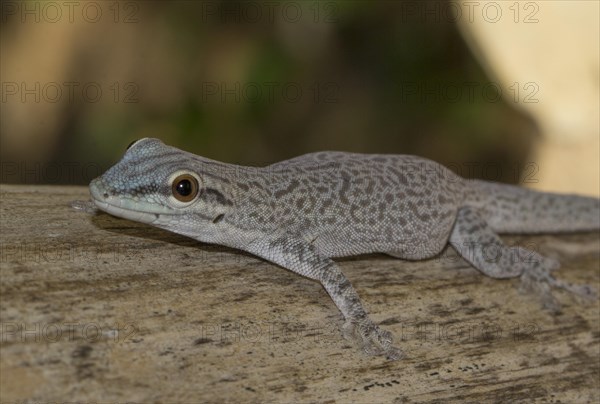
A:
[449,207,596,312]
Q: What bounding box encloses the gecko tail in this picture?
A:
[465,179,600,234]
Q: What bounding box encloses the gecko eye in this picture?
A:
[172,174,200,202]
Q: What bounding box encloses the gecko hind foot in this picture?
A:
[518,263,597,313]
[448,206,597,312]
[518,272,562,312]
[342,320,404,360]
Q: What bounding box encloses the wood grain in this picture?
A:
[1,185,598,402]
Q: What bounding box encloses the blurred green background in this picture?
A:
[1,0,539,185]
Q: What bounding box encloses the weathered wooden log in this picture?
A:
[0,185,598,402]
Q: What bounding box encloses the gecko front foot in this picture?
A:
[342,320,404,360]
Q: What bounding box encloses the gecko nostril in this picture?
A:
[103,193,109,199]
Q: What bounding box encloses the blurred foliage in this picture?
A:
[1,0,537,184]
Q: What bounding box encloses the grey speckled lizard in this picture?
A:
[74,138,600,360]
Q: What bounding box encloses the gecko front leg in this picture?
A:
[246,234,403,360]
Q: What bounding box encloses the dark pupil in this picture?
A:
[176,179,192,196]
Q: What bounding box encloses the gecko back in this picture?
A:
[255,151,467,260]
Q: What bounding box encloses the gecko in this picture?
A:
[75,138,600,360]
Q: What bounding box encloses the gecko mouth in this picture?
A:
[90,198,163,224]
[89,178,172,224]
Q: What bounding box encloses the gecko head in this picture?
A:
[89,138,234,237]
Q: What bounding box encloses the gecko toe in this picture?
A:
[561,282,598,302]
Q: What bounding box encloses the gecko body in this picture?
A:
[86,138,599,359]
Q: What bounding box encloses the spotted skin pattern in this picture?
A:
[86,138,600,360]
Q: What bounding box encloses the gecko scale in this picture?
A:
[81,138,600,360]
